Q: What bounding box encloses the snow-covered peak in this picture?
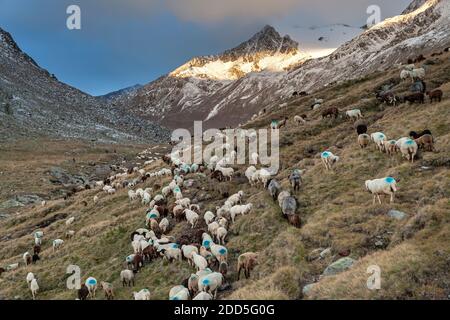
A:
[170,25,309,81]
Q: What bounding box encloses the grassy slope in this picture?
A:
[0,52,449,300]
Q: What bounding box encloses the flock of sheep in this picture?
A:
[0,52,445,300]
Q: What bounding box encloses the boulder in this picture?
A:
[387,209,407,220]
[323,257,356,276]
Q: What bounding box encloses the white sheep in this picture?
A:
[345,109,363,120]
[169,285,190,300]
[23,252,32,265]
[193,291,213,300]
[218,217,228,229]
[93,195,99,204]
[258,169,272,188]
[192,252,208,271]
[245,166,257,184]
[133,288,151,300]
[26,272,35,286]
[30,278,39,300]
[204,211,215,225]
[120,269,135,287]
[398,138,418,163]
[251,152,259,165]
[52,239,64,252]
[142,192,151,205]
[365,177,397,204]
[230,204,253,223]
[181,245,199,266]
[216,204,231,218]
[176,197,191,208]
[66,217,75,226]
[294,115,307,124]
[128,190,137,201]
[371,132,387,152]
[161,247,182,262]
[208,221,220,236]
[185,209,199,228]
[161,186,171,197]
[216,227,227,245]
[159,218,169,234]
[321,151,340,171]
[202,233,214,249]
[210,243,228,264]
[85,277,98,298]
[217,166,234,181]
[198,272,223,299]
[226,191,244,206]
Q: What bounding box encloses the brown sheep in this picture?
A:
[237,252,258,280]
[132,253,144,273]
[211,170,225,182]
[383,140,397,156]
[426,89,443,103]
[101,281,114,300]
[33,245,41,255]
[358,134,370,149]
[287,214,301,228]
[32,253,40,264]
[142,245,157,262]
[322,107,339,119]
[78,284,89,300]
[219,261,228,277]
[415,134,435,151]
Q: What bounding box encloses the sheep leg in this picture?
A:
[377,194,382,204]
[390,193,395,203]
[372,195,376,205]
[237,266,242,280]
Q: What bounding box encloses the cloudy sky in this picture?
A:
[0,0,411,95]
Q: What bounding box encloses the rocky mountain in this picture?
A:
[0,29,169,143]
[99,84,142,102]
[110,0,450,131]
[108,25,311,130]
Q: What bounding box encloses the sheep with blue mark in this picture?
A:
[383,140,397,156]
[85,277,98,298]
[198,272,223,299]
[321,151,340,171]
[370,132,387,152]
[365,177,398,204]
[202,233,214,249]
[210,242,228,264]
[398,138,418,163]
[193,291,213,300]
[169,285,190,300]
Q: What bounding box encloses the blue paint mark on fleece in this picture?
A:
[322,151,330,158]
[405,139,414,145]
[219,248,227,255]
[203,240,210,247]
[385,177,395,184]
[170,296,179,300]
[202,278,210,285]
[87,278,97,285]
